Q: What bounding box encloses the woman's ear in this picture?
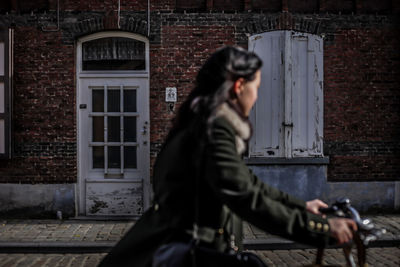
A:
[233,78,244,97]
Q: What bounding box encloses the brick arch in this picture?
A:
[245,12,325,36]
[66,16,149,39]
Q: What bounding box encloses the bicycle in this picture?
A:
[307,198,386,267]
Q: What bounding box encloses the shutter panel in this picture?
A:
[0,28,12,158]
[310,35,324,156]
[291,32,323,157]
[248,31,284,157]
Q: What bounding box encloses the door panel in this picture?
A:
[249,31,284,157]
[78,77,149,216]
[86,181,142,215]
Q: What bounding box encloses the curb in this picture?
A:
[0,242,115,253]
[0,239,399,254]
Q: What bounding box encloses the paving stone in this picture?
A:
[44,255,64,267]
[3,254,24,267]
[0,248,398,266]
[69,254,86,267]
[56,254,75,267]
[30,257,50,267]
[0,215,398,266]
[15,254,39,267]
[0,255,19,267]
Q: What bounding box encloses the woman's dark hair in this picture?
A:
[166,46,263,144]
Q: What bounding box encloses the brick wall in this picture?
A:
[0,27,76,183]
[62,0,148,12]
[0,0,398,183]
[2,0,399,13]
[149,24,236,170]
[324,27,400,181]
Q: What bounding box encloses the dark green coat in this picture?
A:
[99,103,331,267]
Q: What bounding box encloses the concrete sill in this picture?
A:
[244,157,330,165]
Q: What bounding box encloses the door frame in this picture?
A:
[75,31,150,216]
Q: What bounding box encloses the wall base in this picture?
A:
[249,165,398,213]
[0,184,75,219]
[0,169,398,218]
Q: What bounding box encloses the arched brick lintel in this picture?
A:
[66,16,149,39]
[245,12,324,36]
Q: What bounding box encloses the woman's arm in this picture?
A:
[205,118,332,246]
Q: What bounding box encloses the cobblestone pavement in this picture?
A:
[0,253,106,267]
[0,247,399,267]
[0,214,398,266]
[0,214,398,243]
[253,247,400,266]
[0,221,134,243]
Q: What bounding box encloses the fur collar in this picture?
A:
[215,102,251,154]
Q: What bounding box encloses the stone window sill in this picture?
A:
[244,157,330,165]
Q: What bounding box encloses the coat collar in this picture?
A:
[215,102,252,154]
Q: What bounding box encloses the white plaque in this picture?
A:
[165,87,177,102]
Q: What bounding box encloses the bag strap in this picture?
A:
[192,138,204,244]
[190,127,239,251]
[191,130,221,244]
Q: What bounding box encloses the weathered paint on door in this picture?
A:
[77,32,150,217]
[291,32,324,157]
[79,77,149,216]
[248,31,285,157]
[248,31,324,158]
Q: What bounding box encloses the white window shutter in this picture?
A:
[248,31,323,158]
[291,32,324,157]
[248,31,284,157]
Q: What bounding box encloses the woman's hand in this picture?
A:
[328,218,358,244]
[306,199,328,215]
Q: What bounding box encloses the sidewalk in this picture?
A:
[243,214,400,250]
[0,214,399,253]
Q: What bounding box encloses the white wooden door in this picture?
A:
[78,77,149,216]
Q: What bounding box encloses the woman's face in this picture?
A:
[236,70,261,116]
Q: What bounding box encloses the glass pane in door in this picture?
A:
[124,146,137,168]
[108,146,121,168]
[0,119,4,154]
[108,90,120,112]
[92,116,104,142]
[124,117,136,142]
[93,146,104,168]
[0,43,4,76]
[92,90,104,112]
[108,116,120,142]
[124,90,137,112]
[0,83,4,113]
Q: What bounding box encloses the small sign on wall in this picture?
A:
[165,87,177,102]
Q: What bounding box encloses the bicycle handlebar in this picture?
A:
[318,198,386,246]
[313,198,386,267]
